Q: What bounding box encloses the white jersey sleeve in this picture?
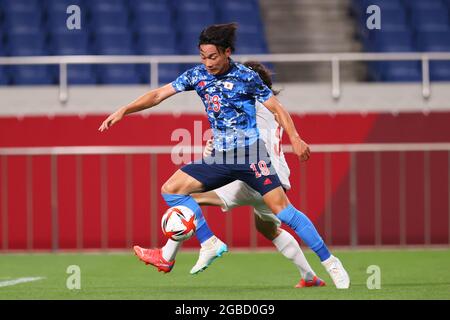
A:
[256,102,291,190]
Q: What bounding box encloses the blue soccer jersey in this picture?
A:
[171,59,273,151]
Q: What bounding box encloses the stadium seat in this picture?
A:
[50,32,91,55]
[367,30,414,52]
[178,32,201,55]
[1,0,40,12]
[131,0,169,11]
[132,8,174,34]
[0,66,9,85]
[220,12,263,35]
[3,11,42,35]
[94,31,134,55]
[90,10,130,34]
[403,0,446,10]
[136,32,180,83]
[416,30,450,51]
[63,65,97,85]
[235,33,267,54]
[7,34,47,56]
[176,10,215,34]
[97,64,141,84]
[45,0,84,10]
[140,64,180,86]
[87,0,126,13]
[10,66,55,85]
[219,0,259,12]
[377,8,409,31]
[429,61,450,81]
[136,32,177,55]
[410,9,450,32]
[375,61,422,82]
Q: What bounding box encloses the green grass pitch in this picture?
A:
[1,249,449,300]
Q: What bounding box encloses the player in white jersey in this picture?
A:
[177,62,325,287]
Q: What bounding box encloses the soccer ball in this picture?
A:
[161,206,197,241]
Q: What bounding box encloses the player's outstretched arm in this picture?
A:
[262,96,311,162]
[98,83,177,132]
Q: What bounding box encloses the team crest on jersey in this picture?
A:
[223,81,234,90]
[198,81,206,88]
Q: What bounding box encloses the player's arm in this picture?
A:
[262,96,310,162]
[98,83,177,132]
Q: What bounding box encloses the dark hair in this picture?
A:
[198,23,238,53]
[244,61,280,96]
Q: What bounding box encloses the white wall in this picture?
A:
[0,82,449,117]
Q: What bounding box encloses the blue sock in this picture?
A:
[277,205,331,261]
[161,193,214,244]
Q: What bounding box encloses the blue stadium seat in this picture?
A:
[7,34,47,56]
[176,11,215,34]
[132,8,173,34]
[174,0,216,32]
[374,61,422,82]
[403,0,445,10]
[219,0,259,11]
[173,0,214,12]
[87,0,126,13]
[140,64,180,85]
[97,64,141,84]
[131,0,169,11]
[1,0,40,12]
[45,0,84,10]
[410,9,450,32]
[367,30,414,52]
[429,61,450,81]
[178,32,200,55]
[10,66,55,85]
[378,8,409,31]
[90,10,130,34]
[50,32,91,55]
[63,65,97,85]
[5,33,54,86]
[3,11,42,35]
[235,33,267,54]
[137,32,177,55]
[219,10,263,34]
[0,66,9,85]
[94,31,134,55]
[416,30,450,51]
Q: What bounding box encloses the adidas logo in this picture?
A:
[264,178,272,185]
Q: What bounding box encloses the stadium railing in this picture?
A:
[1,143,449,251]
[1,52,450,103]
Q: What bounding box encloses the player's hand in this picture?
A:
[98,108,125,132]
[203,139,214,158]
[292,138,311,162]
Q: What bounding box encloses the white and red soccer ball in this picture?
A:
[161,206,197,241]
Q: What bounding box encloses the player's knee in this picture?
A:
[161,180,178,194]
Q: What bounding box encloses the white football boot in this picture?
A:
[190,236,228,275]
[321,255,350,289]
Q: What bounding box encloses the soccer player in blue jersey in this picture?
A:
[99,23,350,288]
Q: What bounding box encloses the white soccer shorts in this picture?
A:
[214,180,282,227]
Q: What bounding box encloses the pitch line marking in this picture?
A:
[0,277,45,288]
